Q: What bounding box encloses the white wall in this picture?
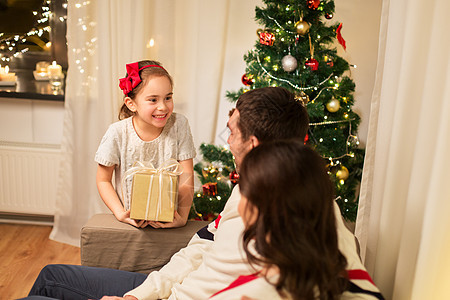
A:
[334,0,382,146]
[0,98,64,145]
[0,98,64,217]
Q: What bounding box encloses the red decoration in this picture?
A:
[119,63,166,96]
[324,56,334,67]
[202,182,218,196]
[241,74,254,86]
[336,23,347,50]
[259,31,275,46]
[307,0,321,10]
[304,134,309,144]
[229,170,240,185]
[305,58,319,71]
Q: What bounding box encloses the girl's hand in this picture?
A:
[117,210,147,228]
[148,211,187,228]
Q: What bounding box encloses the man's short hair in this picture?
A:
[236,87,309,142]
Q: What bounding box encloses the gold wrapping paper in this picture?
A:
[130,172,179,222]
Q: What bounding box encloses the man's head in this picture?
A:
[227,87,309,170]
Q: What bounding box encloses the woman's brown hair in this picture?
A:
[118,60,173,120]
[239,140,347,299]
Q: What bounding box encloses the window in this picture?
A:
[0,0,67,70]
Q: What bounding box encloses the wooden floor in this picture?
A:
[0,223,80,300]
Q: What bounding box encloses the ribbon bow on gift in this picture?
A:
[121,159,183,219]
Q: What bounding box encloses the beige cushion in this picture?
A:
[81,214,209,274]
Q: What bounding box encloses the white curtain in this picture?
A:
[50,0,262,246]
[355,0,450,299]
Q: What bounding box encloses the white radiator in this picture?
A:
[0,141,61,215]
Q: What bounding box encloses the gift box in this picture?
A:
[124,160,183,222]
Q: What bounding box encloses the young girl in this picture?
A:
[95,60,196,229]
[211,140,383,299]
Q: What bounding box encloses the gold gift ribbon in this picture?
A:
[122,159,183,219]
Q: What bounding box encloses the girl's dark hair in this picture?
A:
[239,140,347,300]
[118,60,173,120]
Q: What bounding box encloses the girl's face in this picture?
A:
[129,75,174,129]
[238,195,258,228]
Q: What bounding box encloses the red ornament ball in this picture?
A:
[307,0,321,10]
[305,58,319,71]
[241,74,254,86]
[229,170,240,185]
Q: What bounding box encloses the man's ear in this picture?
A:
[124,97,136,112]
[249,135,260,149]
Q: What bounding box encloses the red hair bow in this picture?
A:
[119,63,167,96]
[119,62,141,96]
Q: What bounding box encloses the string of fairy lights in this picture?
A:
[256,52,334,91]
[0,0,67,64]
[263,11,297,35]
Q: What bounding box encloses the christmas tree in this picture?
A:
[191,0,364,222]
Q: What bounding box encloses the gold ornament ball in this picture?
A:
[326,99,340,112]
[295,20,310,35]
[336,166,349,180]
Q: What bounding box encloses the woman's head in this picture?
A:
[238,140,347,299]
[239,140,335,230]
[118,60,173,120]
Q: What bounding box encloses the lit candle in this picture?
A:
[34,70,48,81]
[0,66,16,82]
[36,61,50,73]
[47,61,62,77]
